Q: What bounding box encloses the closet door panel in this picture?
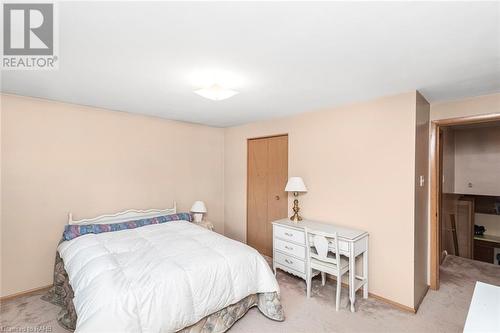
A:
[267,135,289,256]
[247,138,269,255]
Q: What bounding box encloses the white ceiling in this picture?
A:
[2,1,499,127]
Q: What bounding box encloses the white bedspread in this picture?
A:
[58,220,279,333]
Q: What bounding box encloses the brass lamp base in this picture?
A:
[289,194,302,223]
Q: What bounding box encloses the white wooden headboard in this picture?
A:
[68,202,177,225]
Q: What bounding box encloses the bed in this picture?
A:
[43,204,284,332]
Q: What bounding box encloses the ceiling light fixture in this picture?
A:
[194,84,239,101]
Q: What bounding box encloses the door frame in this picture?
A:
[430,113,500,290]
[246,134,289,249]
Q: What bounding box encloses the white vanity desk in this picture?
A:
[272,218,369,312]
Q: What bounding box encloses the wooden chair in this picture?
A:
[305,227,350,311]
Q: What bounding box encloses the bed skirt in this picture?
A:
[42,252,284,332]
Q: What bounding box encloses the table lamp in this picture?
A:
[285,177,307,222]
[190,201,207,222]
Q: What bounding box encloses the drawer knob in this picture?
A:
[284,232,293,237]
[285,259,293,264]
[285,245,293,250]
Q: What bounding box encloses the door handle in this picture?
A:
[275,195,280,200]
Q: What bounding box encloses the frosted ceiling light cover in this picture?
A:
[194,84,239,101]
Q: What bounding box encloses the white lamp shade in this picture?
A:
[285,177,307,192]
[190,201,207,213]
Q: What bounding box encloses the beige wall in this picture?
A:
[430,93,500,121]
[0,94,3,296]
[224,92,421,308]
[0,94,225,297]
[413,92,430,307]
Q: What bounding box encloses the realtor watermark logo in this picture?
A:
[2,1,58,70]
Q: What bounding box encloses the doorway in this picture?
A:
[430,113,500,290]
[247,134,288,257]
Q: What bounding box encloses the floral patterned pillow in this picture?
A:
[63,212,192,241]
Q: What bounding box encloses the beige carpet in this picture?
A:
[1,255,499,332]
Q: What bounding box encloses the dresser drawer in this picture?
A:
[274,225,305,244]
[339,241,349,253]
[275,251,305,273]
[275,238,305,259]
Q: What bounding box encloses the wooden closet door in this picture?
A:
[247,135,288,257]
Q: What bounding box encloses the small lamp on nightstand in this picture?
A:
[190,201,207,222]
[285,177,307,223]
